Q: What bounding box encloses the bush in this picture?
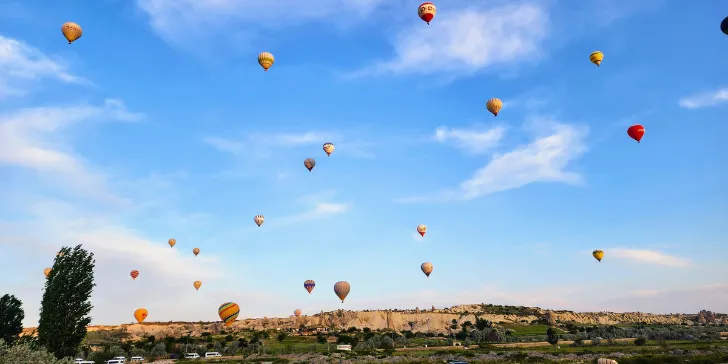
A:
[634,337,647,346]
[0,339,75,364]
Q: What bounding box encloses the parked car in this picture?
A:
[105,360,123,364]
[204,352,222,358]
[74,359,95,364]
[129,357,144,362]
[112,358,126,364]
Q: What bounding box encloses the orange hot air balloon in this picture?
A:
[418,2,436,25]
[61,22,82,44]
[168,238,176,248]
[334,281,350,303]
[44,268,52,278]
[421,262,433,277]
[294,309,302,317]
[218,302,240,326]
[416,224,427,237]
[130,270,139,280]
[134,308,148,323]
[486,98,503,117]
[193,248,200,257]
[193,280,202,290]
[627,124,645,143]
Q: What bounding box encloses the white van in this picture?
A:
[204,352,222,357]
[130,357,144,362]
[184,353,200,359]
[74,359,95,364]
[105,360,123,364]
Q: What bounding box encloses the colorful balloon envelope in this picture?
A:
[722,17,728,35]
[193,280,202,290]
[130,270,139,280]
[254,215,264,227]
[421,262,433,277]
[304,279,316,294]
[294,309,302,317]
[486,98,502,117]
[323,143,335,157]
[258,52,274,71]
[304,158,316,172]
[627,124,644,143]
[61,22,82,44]
[589,51,604,67]
[417,2,436,24]
[218,302,240,326]
[193,248,200,256]
[416,224,427,237]
[334,281,350,303]
[592,250,604,262]
[168,238,176,248]
[134,308,148,323]
[44,268,52,278]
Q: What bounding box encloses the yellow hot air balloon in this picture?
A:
[193,280,202,291]
[334,281,350,303]
[254,215,264,227]
[44,268,52,278]
[590,51,604,67]
[592,249,604,262]
[294,309,302,317]
[258,52,274,71]
[486,98,503,117]
[416,224,427,237]
[218,302,240,326]
[134,308,148,323]
[193,248,200,257]
[61,22,82,44]
[421,262,433,277]
[323,143,335,157]
[168,238,176,248]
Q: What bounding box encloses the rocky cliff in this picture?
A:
[22,304,725,341]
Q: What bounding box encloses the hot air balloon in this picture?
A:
[304,158,316,172]
[323,143,335,157]
[193,280,202,291]
[421,262,433,277]
[334,281,350,303]
[218,302,240,326]
[168,238,176,248]
[254,215,265,227]
[592,249,604,262]
[597,359,618,364]
[130,270,139,280]
[61,22,82,44]
[258,52,274,71]
[486,98,502,117]
[44,268,52,278]
[590,51,604,67]
[627,124,645,143]
[193,248,200,257]
[418,2,436,25]
[304,279,316,294]
[134,308,148,323]
[722,16,728,35]
[416,224,427,237]
[294,309,302,317]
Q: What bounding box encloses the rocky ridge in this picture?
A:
[22,305,726,341]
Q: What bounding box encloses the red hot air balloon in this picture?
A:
[418,2,436,25]
[130,270,139,280]
[627,124,645,143]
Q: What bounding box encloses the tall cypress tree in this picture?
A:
[37,245,95,359]
[0,293,24,345]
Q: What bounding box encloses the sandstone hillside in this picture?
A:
[22,304,727,341]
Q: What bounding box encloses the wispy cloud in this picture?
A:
[397,120,588,202]
[609,248,691,267]
[433,125,505,155]
[349,3,549,78]
[0,34,90,98]
[203,130,373,159]
[678,88,728,109]
[272,191,351,226]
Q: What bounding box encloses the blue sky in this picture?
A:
[1,0,727,327]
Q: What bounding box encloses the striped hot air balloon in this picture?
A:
[258,52,274,71]
[254,215,264,227]
[334,281,350,303]
[130,270,139,280]
[416,224,427,237]
[304,280,316,294]
[486,98,503,117]
[218,302,240,326]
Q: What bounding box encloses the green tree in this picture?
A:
[0,339,74,364]
[316,334,326,344]
[546,327,559,345]
[150,342,166,357]
[37,245,96,359]
[277,332,288,342]
[0,294,24,345]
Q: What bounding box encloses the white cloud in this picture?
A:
[352,3,549,77]
[609,248,691,268]
[397,120,587,202]
[433,125,505,155]
[0,99,144,205]
[135,0,389,49]
[0,34,89,98]
[678,88,728,109]
[203,131,373,159]
[202,136,244,155]
[273,192,351,227]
